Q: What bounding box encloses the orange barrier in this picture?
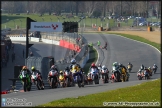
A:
[59,40,81,52]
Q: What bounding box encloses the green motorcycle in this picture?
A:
[19,71,31,92]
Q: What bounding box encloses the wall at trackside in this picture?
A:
[59,40,81,52]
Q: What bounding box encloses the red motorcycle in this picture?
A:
[64,70,73,87]
[137,72,143,80]
[48,70,58,88]
[31,73,44,90]
[101,69,109,83]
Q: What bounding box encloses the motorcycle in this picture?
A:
[120,67,128,82]
[89,68,99,84]
[59,75,66,88]
[31,73,44,90]
[64,70,73,87]
[19,71,31,92]
[101,69,109,83]
[73,71,84,88]
[48,70,58,88]
[112,66,121,82]
[148,69,153,76]
[127,65,132,73]
[71,66,84,88]
[144,71,150,80]
[152,66,157,74]
[98,66,102,78]
[137,72,143,80]
[110,73,115,83]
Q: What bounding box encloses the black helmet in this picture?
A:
[65,66,69,70]
[128,62,130,65]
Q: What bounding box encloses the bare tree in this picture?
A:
[83,1,98,17]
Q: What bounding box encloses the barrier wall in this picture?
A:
[42,38,59,45]
[59,40,81,52]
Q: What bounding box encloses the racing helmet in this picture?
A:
[154,64,156,66]
[98,64,101,67]
[65,66,69,70]
[102,65,106,69]
[60,71,63,74]
[128,62,130,65]
[91,63,96,67]
[22,66,27,70]
[144,67,147,69]
[148,67,151,69]
[31,66,35,71]
[139,69,141,72]
[51,65,55,69]
[113,62,117,66]
[71,58,76,64]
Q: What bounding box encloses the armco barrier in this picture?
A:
[59,40,81,52]
[30,37,40,42]
[42,38,59,45]
[9,37,26,41]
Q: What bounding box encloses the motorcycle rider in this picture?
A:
[101,65,109,80]
[19,66,32,86]
[69,58,83,84]
[144,67,150,78]
[89,63,99,79]
[127,62,133,70]
[47,65,59,86]
[148,67,152,76]
[140,64,145,70]
[64,66,72,83]
[31,66,44,88]
[152,64,158,73]
[103,42,107,50]
[119,63,129,79]
[98,64,102,78]
[112,62,120,81]
[137,69,142,76]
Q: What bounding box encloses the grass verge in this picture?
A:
[83,46,98,74]
[37,79,161,107]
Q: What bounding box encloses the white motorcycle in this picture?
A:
[87,68,99,84]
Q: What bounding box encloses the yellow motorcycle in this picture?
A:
[121,68,128,82]
[59,71,66,88]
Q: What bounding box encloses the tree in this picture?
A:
[83,1,98,17]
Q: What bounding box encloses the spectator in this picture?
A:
[23,49,24,58]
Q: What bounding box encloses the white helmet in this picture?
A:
[102,65,106,69]
[71,59,76,64]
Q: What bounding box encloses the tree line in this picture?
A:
[1,1,161,18]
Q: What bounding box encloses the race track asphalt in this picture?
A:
[1,41,70,91]
[1,33,161,106]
